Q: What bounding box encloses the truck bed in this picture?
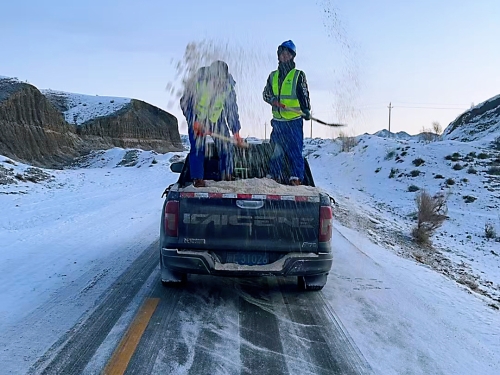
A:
[168,177,325,253]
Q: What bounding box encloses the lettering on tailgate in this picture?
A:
[183,214,314,228]
[183,238,206,244]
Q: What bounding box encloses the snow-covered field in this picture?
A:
[0,135,499,374]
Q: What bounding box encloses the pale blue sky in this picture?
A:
[1,0,499,138]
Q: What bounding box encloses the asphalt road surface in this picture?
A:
[29,241,373,375]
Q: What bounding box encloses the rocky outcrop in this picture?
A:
[77,99,183,153]
[0,77,184,167]
[0,78,81,167]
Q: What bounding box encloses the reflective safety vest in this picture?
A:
[195,82,228,124]
[271,69,302,120]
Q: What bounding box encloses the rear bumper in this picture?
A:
[160,247,333,277]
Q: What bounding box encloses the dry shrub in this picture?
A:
[412,190,448,245]
[492,136,500,151]
[385,150,396,160]
[485,223,496,239]
[412,158,425,166]
[420,127,435,143]
[432,121,442,138]
[412,226,430,244]
[488,166,500,176]
[338,131,357,152]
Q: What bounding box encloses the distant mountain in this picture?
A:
[372,129,444,143]
[372,129,414,140]
[0,76,183,166]
[443,94,500,145]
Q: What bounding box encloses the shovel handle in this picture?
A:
[209,132,249,148]
[282,106,347,127]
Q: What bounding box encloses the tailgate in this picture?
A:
[178,192,320,252]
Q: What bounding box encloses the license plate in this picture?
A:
[226,252,269,266]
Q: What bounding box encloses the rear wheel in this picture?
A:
[297,274,327,291]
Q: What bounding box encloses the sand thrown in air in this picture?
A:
[166,38,274,138]
[316,0,363,134]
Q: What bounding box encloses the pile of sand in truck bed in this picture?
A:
[181,177,324,196]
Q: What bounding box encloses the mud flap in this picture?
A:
[298,274,328,291]
[161,265,187,286]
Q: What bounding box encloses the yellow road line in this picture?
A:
[103,298,160,375]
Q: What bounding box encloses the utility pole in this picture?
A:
[264,122,267,141]
[388,102,393,134]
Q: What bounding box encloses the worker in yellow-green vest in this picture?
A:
[263,40,311,186]
[180,61,243,187]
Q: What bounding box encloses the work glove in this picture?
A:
[270,97,285,109]
[233,132,245,147]
[193,121,206,137]
[302,109,311,120]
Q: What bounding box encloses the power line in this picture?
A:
[392,101,470,107]
[336,105,467,111]
[394,105,467,110]
[355,102,470,110]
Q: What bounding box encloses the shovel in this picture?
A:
[283,106,347,127]
[194,120,249,148]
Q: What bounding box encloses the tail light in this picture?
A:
[319,206,332,242]
[165,201,179,237]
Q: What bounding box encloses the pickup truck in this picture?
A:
[160,141,333,290]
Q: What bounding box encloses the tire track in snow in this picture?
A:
[238,278,289,375]
[26,240,159,375]
[233,277,372,374]
[134,276,242,375]
[274,278,372,375]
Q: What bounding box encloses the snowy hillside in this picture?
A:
[307,134,500,304]
[443,94,500,146]
[41,89,131,125]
